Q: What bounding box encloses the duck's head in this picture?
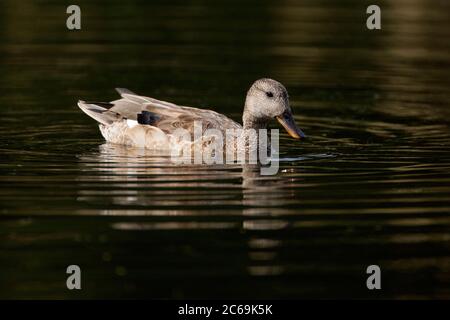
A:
[243,78,306,139]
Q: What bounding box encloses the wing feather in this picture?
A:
[81,88,242,135]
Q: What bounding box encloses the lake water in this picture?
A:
[0,0,449,299]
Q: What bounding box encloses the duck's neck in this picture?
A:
[243,112,269,130]
[242,112,272,151]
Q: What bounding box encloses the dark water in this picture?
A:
[1,0,450,299]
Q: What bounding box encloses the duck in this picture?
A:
[77,78,306,154]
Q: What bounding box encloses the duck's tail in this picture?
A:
[77,100,122,125]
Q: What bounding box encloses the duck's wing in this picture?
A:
[78,88,241,135]
[147,104,242,136]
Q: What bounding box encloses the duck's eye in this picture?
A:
[266,91,273,98]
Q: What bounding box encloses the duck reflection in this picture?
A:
[76,143,303,276]
[77,143,301,212]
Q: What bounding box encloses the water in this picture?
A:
[1,0,450,299]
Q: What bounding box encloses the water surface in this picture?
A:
[1,0,450,299]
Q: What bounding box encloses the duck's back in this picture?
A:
[78,88,242,149]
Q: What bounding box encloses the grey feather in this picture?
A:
[115,88,137,96]
[79,89,242,135]
[77,100,121,125]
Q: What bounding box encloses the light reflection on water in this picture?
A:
[0,0,450,299]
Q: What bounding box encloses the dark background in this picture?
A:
[0,0,449,299]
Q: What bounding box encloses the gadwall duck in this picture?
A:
[78,78,305,152]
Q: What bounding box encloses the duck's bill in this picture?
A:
[276,113,306,139]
